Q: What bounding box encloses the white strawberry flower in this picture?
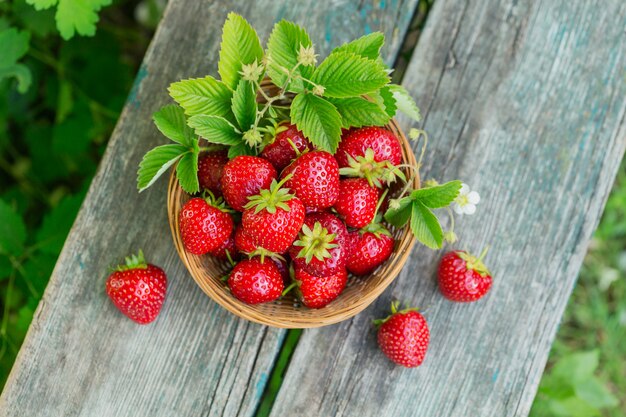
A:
[453,183,480,215]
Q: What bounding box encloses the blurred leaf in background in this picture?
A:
[0,0,165,389]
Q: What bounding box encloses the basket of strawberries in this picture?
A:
[138,14,462,328]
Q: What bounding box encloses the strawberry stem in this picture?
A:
[282,281,298,297]
[225,249,236,267]
[477,246,490,263]
[199,145,225,153]
[373,189,389,221]
[285,138,302,156]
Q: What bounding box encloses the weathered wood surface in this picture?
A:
[269,1,626,416]
[0,1,421,416]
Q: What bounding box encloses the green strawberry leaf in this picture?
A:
[328,97,389,129]
[26,0,58,10]
[331,32,384,61]
[0,65,32,94]
[552,350,600,384]
[389,84,421,121]
[411,180,462,208]
[137,144,188,192]
[231,79,257,131]
[152,105,196,147]
[168,76,234,121]
[55,0,112,40]
[0,199,27,256]
[546,397,601,417]
[290,92,342,153]
[228,141,256,158]
[375,86,398,117]
[0,27,32,93]
[265,20,314,92]
[0,28,30,67]
[35,193,83,254]
[187,115,242,146]
[384,196,413,228]
[311,51,390,98]
[218,12,264,90]
[176,149,200,194]
[410,201,443,249]
[575,377,619,409]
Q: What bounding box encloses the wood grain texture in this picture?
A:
[0,1,420,416]
[270,1,626,416]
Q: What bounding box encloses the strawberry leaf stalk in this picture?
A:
[242,175,306,253]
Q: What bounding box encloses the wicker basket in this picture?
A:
[167,79,419,328]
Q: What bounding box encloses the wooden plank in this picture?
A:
[270,1,626,416]
[0,1,421,416]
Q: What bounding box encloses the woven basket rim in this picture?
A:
[167,80,419,328]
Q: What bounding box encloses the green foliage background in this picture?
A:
[0,0,161,389]
[0,1,623,415]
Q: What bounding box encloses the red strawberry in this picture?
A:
[289,213,347,277]
[234,225,257,254]
[281,151,339,210]
[438,249,492,302]
[376,302,430,368]
[242,178,305,254]
[260,123,312,171]
[228,257,284,304]
[179,197,233,255]
[294,266,347,308]
[197,150,228,195]
[347,224,395,275]
[336,126,402,168]
[334,178,380,228]
[209,233,238,261]
[105,251,167,324]
[221,156,277,211]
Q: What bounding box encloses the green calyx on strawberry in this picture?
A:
[359,219,392,238]
[457,247,491,277]
[292,222,338,264]
[247,247,286,264]
[244,175,294,214]
[202,190,234,213]
[242,175,306,254]
[372,301,418,327]
[339,148,406,188]
[114,249,148,272]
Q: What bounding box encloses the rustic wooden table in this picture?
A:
[1,1,625,416]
